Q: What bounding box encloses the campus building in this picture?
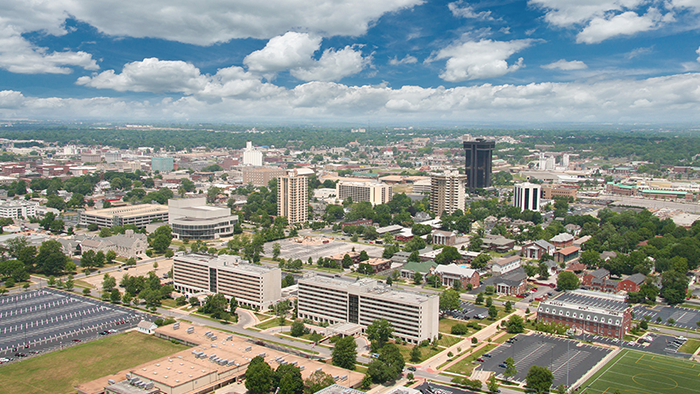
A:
[297,274,439,343]
[151,156,174,173]
[336,181,392,205]
[79,204,170,229]
[513,182,541,212]
[173,253,281,309]
[430,170,466,216]
[541,184,578,200]
[168,197,238,240]
[241,166,286,187]
[0,200,37,219]
[537,290,632,339]
[433,264,480,289]
[463,137,495,191]
[278,170,308,224]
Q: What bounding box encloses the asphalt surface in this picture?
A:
[576,332,692,359]
[0,288,150,360]
[632,304,700,330]
[479,333,612,389]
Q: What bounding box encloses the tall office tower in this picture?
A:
[463,137,495,190]
[538,152,547,170]
[513,182,541,212]
[562,153,570,169]
[242,140,263,166]
[278,170,308,224]
[430,170,466,216]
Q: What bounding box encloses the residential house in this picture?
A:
[550,233,575,248]
[489,255,521,275]
[363,258,392,273]
[481,234,515,253]
[432,230,457,246]
[521,240,555,260]
[400,261,437,281]
[582,268,618,292]
[554,246,580,264]
[492,267,528,295]
[137,320,158,335]
[617,274,646,293]
[433,264,480,289]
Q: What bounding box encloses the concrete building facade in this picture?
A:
[513,182,541,212]
[173,253,281,309]
[430,170,466,216]
[336,181,392,205]
[168,197,238,240]
[79,204,169,229]
[278,170,308,224]
[241,167,286,187]
[0,200,37,219]
[242,141,263,166]
[297,274,439,343]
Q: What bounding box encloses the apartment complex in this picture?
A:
[168,197,238,240]
[278,170,308,224]
[79,204,169,228]
[241,166,286,187]
[430,170,466,216]
[173,253,281,309]
[537,290,632,339]
[513,182,541,212]
[297,274,439,343]
[0,200,37,219]
[541,184,578,200]
[463,137,495,191]
[336,181,392,205]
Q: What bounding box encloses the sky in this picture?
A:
[2,0,700,125]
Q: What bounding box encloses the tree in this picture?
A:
[282,275,295,288]
[475,292,485,305]
[359,250,369,261]
[342,254,353,268]
[538,261,551,279]
[557,271,580,290]
[470,253,491,269]
[291,319,305,337]
[485,297,493,307]
[555,384,568,394]
[526,365,554,394]
[110,288,121,303]
[488,305,498,319]
[660,270,688,304]
[506,315,525,333]
[435,246,461,265]
[440,288,461,311]
[487,374,500,393]
[410,345,422,362]
[504,300,512,313]
[105,250,117,264]
[304,370,335,394]
[245,356,272,394]
[81,250,96,270]
[277,365,304,394]
[102,273,117,292]
[332,335,357,370]
[272,242,281,260]
[378,343,405,379]
[64,275,74,291]
[504,357,517,381]
[230,296,238,314]
[366,319,394,352]
[36,240,68,275]
[413,272,423,285]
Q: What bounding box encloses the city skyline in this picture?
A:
[1,1,700,123]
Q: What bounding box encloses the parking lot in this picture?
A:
[632,304,700,330]
[263,237,384,262]
[0,288,146,358]
[576,332,692,359]
[444,301,490,320]
[480,333,612,389]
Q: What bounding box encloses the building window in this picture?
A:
[594,316,598,322]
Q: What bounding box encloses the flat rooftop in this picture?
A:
[175,253,276,275]
[542,289,629,316]
[83,204,169,219]
[300,275,436,305]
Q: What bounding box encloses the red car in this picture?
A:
[476,357,485,362]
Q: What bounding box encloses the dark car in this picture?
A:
[72,339,81,342]
[407,366,416,371]
[483,353,492,358]
[14,353,27,357]
[498,363,507,368]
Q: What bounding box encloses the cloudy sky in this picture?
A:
[2,0,700,124]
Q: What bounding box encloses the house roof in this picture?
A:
[434,263,477,278]
[494,255,521,266]
[550,233,575,243]
[556,246,580,256]
[624,273,646,285]
[533,240,555,250]
[401,261,437,274]
[494,267,527,287]
[588,268,610,279]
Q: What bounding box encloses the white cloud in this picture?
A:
[389,55,418,65]
[670,0,700,12]
[0,23,98,74]
[528,0,647,27]
[542,59,588,70]
[430,39,536,82]
[7,73,700,122]
[577,9,667,44]
[696,45,700,62]
[0,0,422,46]
[243,33,369,81]
[448,1,494,20]
[291,46,370,82]
[243,33,322,74]
[625,46,653,59]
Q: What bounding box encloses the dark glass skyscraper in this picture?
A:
[463,138,495,191]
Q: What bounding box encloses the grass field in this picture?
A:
[579,349,700,394]
[679,339,700,354]
[0,331,187,394]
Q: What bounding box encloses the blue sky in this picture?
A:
[1,0,700,124]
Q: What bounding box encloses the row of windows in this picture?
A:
[542,308,621,326]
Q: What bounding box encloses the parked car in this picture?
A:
[498,363,507,368]
[407,366,416,371]
[483,353,492,358]
[476,357,484,362]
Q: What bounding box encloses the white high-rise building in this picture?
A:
[430,170,466,216]
[513,182,541,212]
[538,152,547,170]
[278,170,308,224]
[242,140,263,166]
[562,153,570,169]
[546,156,556,171]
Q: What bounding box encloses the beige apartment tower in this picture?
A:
[336,181,392,205]
[430,170,466,216]
[278,170,308,224]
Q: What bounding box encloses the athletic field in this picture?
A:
[579,349,700,394]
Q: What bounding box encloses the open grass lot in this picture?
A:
[397,343,442,363]
[445,343,497,376]
[0,331,186,394]
[579,349,700,394]
[255,317,290,330]
[437,335,464,348]
[438,318,484,335]
[679,339,700,354]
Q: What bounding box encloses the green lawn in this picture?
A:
[579,349,700,394]
[445,344,497,376]
[678,339,700,354]
[437,335,464,348]
[0,331,186,394]
[255,317,290,330]
[397,343,442,363]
